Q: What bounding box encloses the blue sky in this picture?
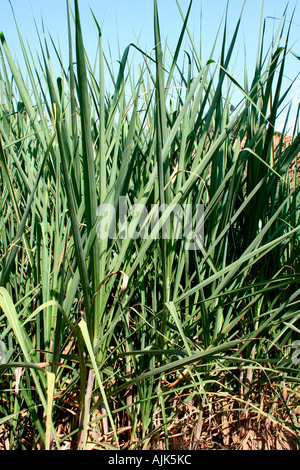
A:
[0,0,299,132]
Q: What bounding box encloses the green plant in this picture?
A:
[0,0,299,450]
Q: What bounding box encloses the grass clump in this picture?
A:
[0,0,299,450]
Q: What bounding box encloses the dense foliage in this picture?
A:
[0,0,299,450]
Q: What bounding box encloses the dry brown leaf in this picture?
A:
[92,270,129,306]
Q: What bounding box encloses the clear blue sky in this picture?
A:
[1,0,299,132]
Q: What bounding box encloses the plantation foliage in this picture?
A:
[0,0,299,450]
